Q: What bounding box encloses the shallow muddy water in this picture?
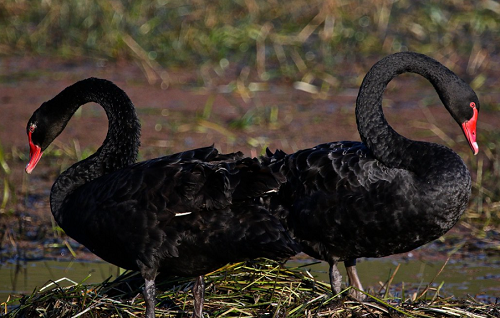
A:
[288,255,500,303]
[0,259,120,304]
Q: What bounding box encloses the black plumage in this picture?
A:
[25,78,300,318]
[263,52,480,299]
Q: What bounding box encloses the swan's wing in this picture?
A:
[124,155,283,213]
[161,144,245,162]
[156,203,300,276]
[265,141,393,199]
[61,151,288,267]
[264,141,412,258]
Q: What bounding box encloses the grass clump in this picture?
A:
[3,259,500,317]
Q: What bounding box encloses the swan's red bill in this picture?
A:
[26,132,43,174]
[461,105,478,155]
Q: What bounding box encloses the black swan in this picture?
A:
[25,78,300,318]
[264,52,479,298]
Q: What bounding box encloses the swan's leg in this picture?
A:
[137,261,158,318]
[328,259,343,295]
[192,275,205,318]
[143,277,157,318]
[344,258,365,300]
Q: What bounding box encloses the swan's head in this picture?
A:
[25,103,71,174]
[25,120,42,174]
[441,79,480,156]
[454,93,480,156]
[460,101,479,155]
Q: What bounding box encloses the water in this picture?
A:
[0,259,120,304]
[2,255,499,305]
[288,255,500,302]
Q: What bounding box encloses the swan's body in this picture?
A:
[264,52,480,297]
[25,78,299,318]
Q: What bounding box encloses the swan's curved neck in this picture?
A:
[49,79,141,218]
[355,52,461,171]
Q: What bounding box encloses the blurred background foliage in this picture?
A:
[1,0,499,84]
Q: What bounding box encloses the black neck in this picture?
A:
[355,52,463,172]
[49,78,141,217]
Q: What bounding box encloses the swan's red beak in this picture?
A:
[461,105,478,156]
[26,132,42,174]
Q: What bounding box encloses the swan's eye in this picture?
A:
[470,102,476,109]
[29,124,36,133]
